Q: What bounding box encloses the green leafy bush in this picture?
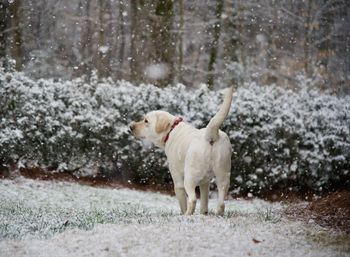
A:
[1,69,349,194]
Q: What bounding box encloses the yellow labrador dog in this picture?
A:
[130,87,233,215]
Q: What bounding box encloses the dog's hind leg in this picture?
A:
[213,167,230,215]
[184,142,211,215]
[199,181,209,215]
[213,156,231,215]
[212,141,231,215]
[216,175,229,215]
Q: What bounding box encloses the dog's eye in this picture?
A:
[144,119,148,123]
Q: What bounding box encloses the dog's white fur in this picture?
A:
[131,87,233,215]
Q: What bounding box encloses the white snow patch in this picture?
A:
[144,63,169,80]
[0,178,349,257]
[98,46,109,54]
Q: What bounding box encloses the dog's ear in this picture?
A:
[156,115,171,134]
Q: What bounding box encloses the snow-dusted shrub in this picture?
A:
[0,69,349,193]
[226,84,350,193]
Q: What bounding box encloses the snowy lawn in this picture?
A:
[0,178,349,257]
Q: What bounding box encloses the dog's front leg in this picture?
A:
[184,178,197,215]
[169,163,187,214]
[174,185,187,214]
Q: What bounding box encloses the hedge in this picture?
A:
[1,69,349,194]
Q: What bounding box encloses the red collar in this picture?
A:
[163,117,183,144]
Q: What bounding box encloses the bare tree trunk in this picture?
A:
[117,0,126,78]
[207,0,224,89]
[97,0,111,78]
[78,0,92,78]
[0,0,9,69]
[265,0,278,84]
[9,0,23,70]
[130,0,140,83]
[152,0,175,87]
[222,0,240,85]
[84,1,93,78]
[177,0,184,83]
[304,0,313,77]
[236,0,244,64]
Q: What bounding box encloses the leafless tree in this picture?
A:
[0,0,348,92]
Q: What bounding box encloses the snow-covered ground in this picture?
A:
[0,178,349,257]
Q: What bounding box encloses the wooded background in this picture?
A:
[0,0,349,92]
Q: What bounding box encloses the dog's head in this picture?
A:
[130,111,174,148]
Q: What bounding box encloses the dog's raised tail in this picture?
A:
[205,86,234,144]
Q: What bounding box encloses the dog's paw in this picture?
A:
[200,210,208,215]
[216,204,225,215]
